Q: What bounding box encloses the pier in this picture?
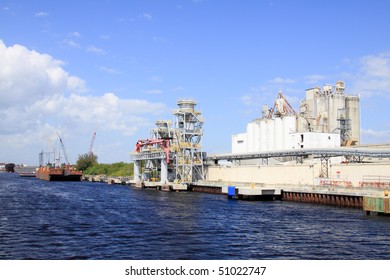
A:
[83,174,389,216]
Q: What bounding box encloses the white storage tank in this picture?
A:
[254,121,261,152]
[266,119,275,151]
[259,119,267,151]
[283,116,297,149]
[274,117,283,150]
[246,121,256,152]
[346,96,360,144]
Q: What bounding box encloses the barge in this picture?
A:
[35,165,82,181]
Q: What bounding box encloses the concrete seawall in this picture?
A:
[206,162,390,189]
[84,161,390,215]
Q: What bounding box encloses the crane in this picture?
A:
[56,131,70,165]
[88,131,96,155]
[135,139,171,163]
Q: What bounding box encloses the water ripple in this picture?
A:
[1,173,390,259]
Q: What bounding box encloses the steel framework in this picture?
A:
[206,147,390,179]
[172,100,205,182]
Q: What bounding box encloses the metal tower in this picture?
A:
[172,99,205,182]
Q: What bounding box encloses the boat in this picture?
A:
[15,166,37,177]
[36,131,83,181]
[35,164,82,181]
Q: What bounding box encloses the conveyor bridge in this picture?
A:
[206,148,390,178]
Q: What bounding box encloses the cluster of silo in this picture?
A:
[245,115,297,152]
[232,81,360,154]
[298,81,360,145]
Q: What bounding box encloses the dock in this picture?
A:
[83,174,390,216]
[363,195,390,215]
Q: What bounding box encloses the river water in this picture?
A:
[1,172,390,260]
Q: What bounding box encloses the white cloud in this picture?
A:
[35,11,49,17]
[152,36,167,42]
[141,13,153,20]
[240,95,254,106]
[99,66,121,74]
[68,32,81,38]
[0,40,74,108]
[171,86,185,92]
[269,77,295,84]
[352,52,390,98]
[100,35,111,40]
[62,38,80,48]
[144,89,162,94]
[61,32,81,48]
[150,75,163,82]
[304,74,327,85]
[87,45,106,55]
[361,129,390,144]
[0,40,167,164]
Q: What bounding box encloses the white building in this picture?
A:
[289,131,340,149]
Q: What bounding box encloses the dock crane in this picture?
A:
[135,139,171,163]
[88,131,97,155]
[56,131,70,165]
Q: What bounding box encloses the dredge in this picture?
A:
[36,132,82,181]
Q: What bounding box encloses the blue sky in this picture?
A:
[1,0,390,165]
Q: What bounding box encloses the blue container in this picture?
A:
[228,186,236,196]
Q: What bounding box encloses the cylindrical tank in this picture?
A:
[283,116,296,149]
[177,99,196,112]
[274,117,283,150]
[314,94,326,132]
[155,120,171,138]
[254,120,261,152]
[296,115,307,132]
[247,122,255,152]
[328,94,346,133]
[346,96,360,144]
[259,119,267,151]
[266,119,274,151]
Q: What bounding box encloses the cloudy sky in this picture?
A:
[1,0,390,165]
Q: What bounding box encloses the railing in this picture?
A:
[206,147,390,161]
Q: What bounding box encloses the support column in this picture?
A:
[320,155,329,178]
[161,159,168,184]
[134,160,141,182]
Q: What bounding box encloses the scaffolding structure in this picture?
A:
[131,99,205,184]
[337,108,353,145]
[172,100,205,182]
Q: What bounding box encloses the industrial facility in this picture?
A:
[130,99,205,188]
[130,81,389,206]
[232,81,360,154]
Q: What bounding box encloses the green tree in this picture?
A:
[83,162,133,176]
[76,153,98,171]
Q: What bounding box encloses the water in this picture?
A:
[1,172,390,260]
